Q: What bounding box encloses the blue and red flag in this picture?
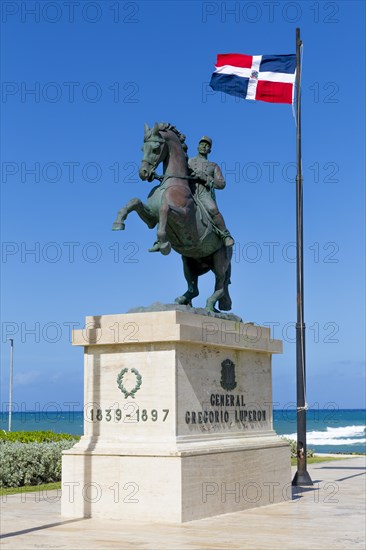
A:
[210,53,297,104]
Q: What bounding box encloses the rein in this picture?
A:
[153,172,195,183]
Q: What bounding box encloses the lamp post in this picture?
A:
[8,338,14,432]
[292,28,313,486]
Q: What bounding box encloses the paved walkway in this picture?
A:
[1,457,365,549]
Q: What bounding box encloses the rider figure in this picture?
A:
[148,135,234,252]
[188,136,234,247]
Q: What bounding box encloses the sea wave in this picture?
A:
[283,424,365,446]
[306,438,366,446]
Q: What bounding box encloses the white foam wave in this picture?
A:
[283,424,365,446]
[306,438,366,446]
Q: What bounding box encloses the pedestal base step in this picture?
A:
[62,443,290,523]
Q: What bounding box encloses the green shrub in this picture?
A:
[0,430,80,443]
[282,437,315,458]
[0,440,77,487]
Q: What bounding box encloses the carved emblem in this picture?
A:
[117,368,142,398]
[220,359,237,391]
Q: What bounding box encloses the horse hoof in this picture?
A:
[159,242,171,256]
[112,221,125,231]
[219,297,232,311]
[205,303,220,313]
[148,242,161,253]
[175,296,189,305]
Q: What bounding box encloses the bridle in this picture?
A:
[142,137,167,174]
[143,134,195,183]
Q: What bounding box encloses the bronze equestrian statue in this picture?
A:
[112,122,233,312]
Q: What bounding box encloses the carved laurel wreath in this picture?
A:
[117,368,142,399]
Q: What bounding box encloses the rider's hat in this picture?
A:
[199,136,212,147]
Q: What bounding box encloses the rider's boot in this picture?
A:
[212,213,235,247]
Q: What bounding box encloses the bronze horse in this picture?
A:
[112,122,232,312]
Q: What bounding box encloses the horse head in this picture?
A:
[139,122,169,182]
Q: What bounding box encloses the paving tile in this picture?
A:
[1,458,365,549]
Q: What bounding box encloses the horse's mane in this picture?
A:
[158,122,188,159]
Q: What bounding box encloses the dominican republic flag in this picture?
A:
[210,53,297,104]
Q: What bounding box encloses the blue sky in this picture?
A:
[1,0,365,412]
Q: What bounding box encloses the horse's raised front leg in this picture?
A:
[175,256,199,306]
[156,202,171,255]
[112,198,156,231]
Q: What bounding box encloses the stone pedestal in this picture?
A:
[61,310,290,522]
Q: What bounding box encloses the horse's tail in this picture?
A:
[218,249,232,311]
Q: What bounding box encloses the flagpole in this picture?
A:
[292,28,313,486]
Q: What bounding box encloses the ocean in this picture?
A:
[273,408,365,454]
[1,409,365,454]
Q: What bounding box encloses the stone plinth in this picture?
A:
[61,310,290,522]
